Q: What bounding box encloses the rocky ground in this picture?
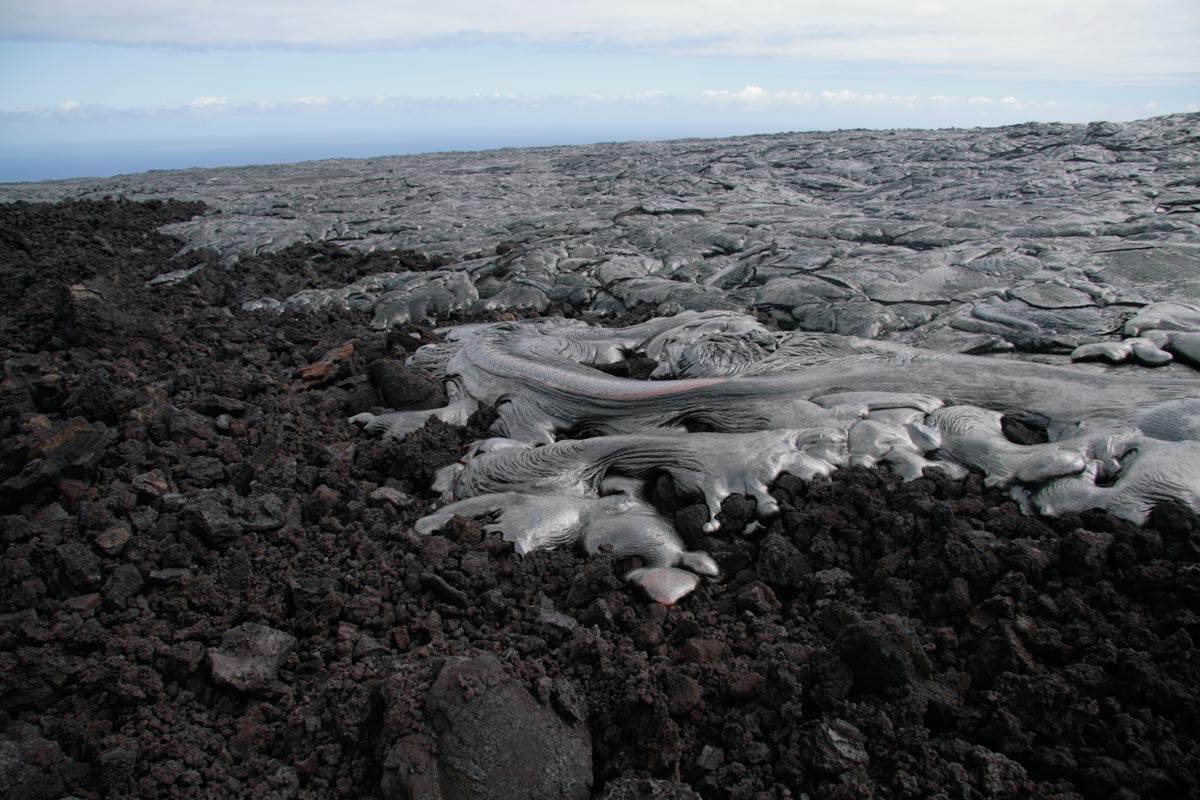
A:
[2,197,1199,800]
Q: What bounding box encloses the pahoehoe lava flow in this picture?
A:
[348,311,1200,602]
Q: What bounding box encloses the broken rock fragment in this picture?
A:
[208,622,297,692]
[804,717,870,775]
[187,495,244,546]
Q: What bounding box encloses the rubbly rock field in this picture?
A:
[3,114,1200,800]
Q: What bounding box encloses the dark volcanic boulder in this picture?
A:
[381,655,592,800]
[368,359,446,410]
[0,718,88,800]
[837,614,932,694]
[53,281,153,347]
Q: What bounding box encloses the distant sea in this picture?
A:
[0,137,527,183]
[0,124,730,183]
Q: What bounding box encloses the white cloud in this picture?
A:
[0,1,1196,81]
[188,96,229,109]
[703,87,924,106]
[703,85,778,103]
[931,95,994,106]
[819,89,919,107]
[704,87,1035,110]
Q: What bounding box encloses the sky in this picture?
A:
[1,1,1197,182]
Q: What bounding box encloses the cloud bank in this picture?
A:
[3,88,1065,123]
[1,0,1196,81]
[698,87,1064,113]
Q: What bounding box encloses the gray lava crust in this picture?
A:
[4,113,1199,360]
